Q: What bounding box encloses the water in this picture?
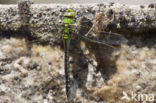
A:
[0,0,156,5]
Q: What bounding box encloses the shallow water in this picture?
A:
[0,0,156,5]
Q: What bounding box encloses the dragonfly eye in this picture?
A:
[63,9,76,18]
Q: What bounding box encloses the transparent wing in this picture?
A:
[69,12,128,48]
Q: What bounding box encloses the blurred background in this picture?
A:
[0,0,156,5]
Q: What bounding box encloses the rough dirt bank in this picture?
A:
[0,2,156,103]
[0,3,156,42]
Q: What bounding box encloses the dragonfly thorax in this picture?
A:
[62,9,76,40]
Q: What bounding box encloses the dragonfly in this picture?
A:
[61,9,76,102]
[15,7,127,102]
[61,9,127,102]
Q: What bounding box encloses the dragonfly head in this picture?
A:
[64,9,76,18]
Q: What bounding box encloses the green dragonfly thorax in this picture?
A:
[62,9,76,40]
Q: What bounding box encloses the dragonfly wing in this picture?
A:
[102,34,128,46]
